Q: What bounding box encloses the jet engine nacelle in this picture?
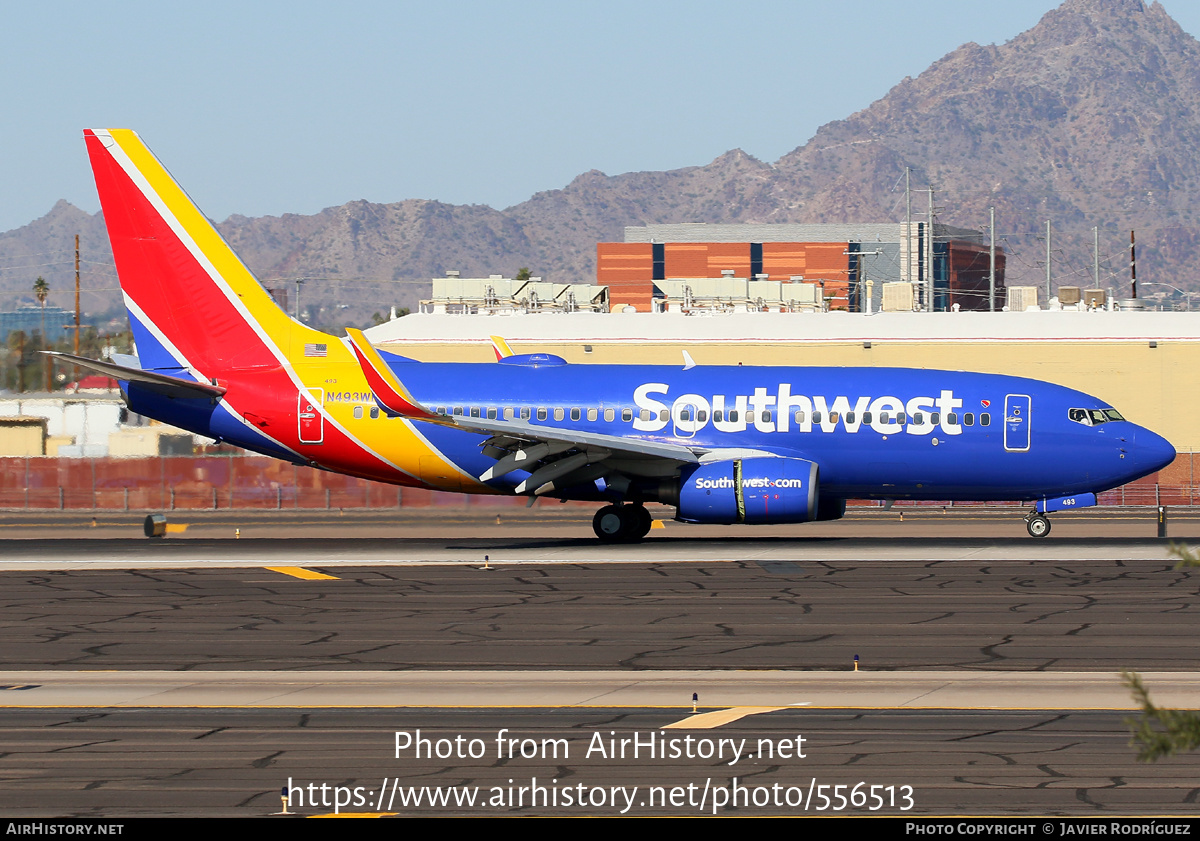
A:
[676,457,819,525]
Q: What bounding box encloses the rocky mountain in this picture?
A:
[3,0,1199,323]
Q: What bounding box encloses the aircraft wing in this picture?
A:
[440,414,700,493]
[345,328,700,494]
[449,414,700,462]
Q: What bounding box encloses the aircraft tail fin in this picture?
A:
[490,335,514,360]
[84,129,306,377]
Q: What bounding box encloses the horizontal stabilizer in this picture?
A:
[43,351,226,398]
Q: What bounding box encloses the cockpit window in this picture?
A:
[1069,407,1125,426]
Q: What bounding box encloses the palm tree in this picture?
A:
[33,277,49,390]
[32,276,49,338]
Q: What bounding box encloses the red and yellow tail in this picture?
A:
[85,129,473,489]
[84,128,313,374]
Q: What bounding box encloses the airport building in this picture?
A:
[413,223,1008,316]
[0,304,72,344]
[419,273,609,315]
[0,393,194,458]
[598,223,1006,313]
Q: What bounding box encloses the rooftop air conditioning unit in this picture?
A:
[881,282,915,312]
[1058,286,1082,306]
[1007,286,1039,311]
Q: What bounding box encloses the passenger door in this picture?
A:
[1004,394,1030,452]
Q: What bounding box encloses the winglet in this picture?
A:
[345,329,437,419]
[490,335,514,360]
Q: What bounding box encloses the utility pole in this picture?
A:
[1045,220,1052,301]
[1093,226,1100,289]
[989,207,996,312]
[905,167,912,286]
[73,234,81,390]
[74,234,80,356]
[926,186,935,312]
[843,248,883,314]
[1130,230,1138,299]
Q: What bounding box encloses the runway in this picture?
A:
[0,559,1197,670]
[0,507,1192,568]
[2,669,1199,708]
[2,706,1199,816]
[2,511,1199,816]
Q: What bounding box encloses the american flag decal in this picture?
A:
[304,343,328,357]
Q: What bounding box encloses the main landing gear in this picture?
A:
[592,503,653,543]
[1025,512,1052,538]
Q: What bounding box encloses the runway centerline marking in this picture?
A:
[265,566,339,580]
[664,706,786,729]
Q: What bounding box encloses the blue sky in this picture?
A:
[3,0,1199,232]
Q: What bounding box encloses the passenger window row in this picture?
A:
[430,406,624,422]
[361,404,993,428]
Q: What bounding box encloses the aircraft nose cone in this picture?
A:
[1132,427,1176,475]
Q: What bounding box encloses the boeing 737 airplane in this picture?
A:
[57,129,1176,541]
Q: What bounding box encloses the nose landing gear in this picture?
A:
[592,503,653,543]
[1025,512,1052,538]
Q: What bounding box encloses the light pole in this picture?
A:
[843,249,884,314]
[1140,282,1194,311]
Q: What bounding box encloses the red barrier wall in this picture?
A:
[0,455,1191,510]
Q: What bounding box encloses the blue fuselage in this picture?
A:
[394,362,1174,502]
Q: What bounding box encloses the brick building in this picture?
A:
[598,223,1005,313]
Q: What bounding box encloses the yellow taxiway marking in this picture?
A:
[664,706,785,729]
[265,566,339,580]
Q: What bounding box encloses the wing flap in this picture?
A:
[453,415,701,464]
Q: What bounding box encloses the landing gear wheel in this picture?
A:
[592,505,649,543]
[593,505,631,543]
[1026,514,1051,538]
[633,505,653,539]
